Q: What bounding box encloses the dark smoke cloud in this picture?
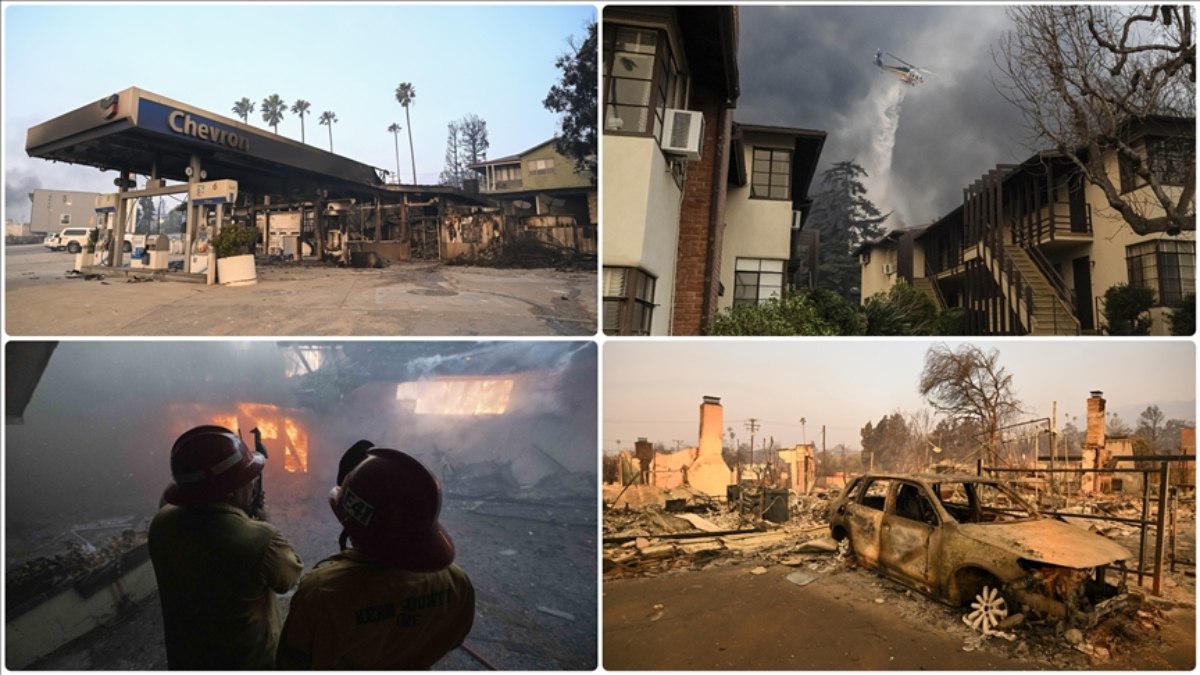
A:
[737,5,1029,227]
[5,166,41,223]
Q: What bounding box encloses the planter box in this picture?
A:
[216,253,257,286]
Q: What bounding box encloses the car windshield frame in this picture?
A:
[930,479,1039,524]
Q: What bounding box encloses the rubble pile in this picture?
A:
[603,490,839,579]
[446,236,593,271]
[6,526,149,616]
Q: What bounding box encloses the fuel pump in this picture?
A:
[187,180,239,284]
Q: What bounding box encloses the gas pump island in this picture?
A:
[26,86,395,283]
[90,178,238,284]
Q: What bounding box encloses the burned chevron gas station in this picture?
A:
[25,87,593,281]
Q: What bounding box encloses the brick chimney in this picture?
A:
[698,396,723,459]
[1085,390,1106,448]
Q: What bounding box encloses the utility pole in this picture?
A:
[822,425,827,481]
[745,418,760,471]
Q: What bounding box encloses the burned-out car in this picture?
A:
[828,473,1137,630]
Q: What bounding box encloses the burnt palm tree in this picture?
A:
[319,111,338,151]
[232,97,255,123]
[261,94,287,134]
[387,123,403,184]
[291,99,311,143]
[395,82,417,183]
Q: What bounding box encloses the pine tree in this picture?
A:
[806,160,890,302]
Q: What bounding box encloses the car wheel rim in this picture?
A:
[963,584,1008,633]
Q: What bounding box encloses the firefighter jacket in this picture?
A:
[277,549,475,669]
[148,503,303,669]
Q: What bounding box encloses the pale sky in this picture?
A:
[604,339,1197,454]
[2,2,595,220]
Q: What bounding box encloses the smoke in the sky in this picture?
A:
[864,84,909,228]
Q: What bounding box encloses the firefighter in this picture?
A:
[277,448,475,669]
[148,425,303,670]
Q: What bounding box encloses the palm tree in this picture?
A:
[261,94,287,134]
[387,123,403,184]
[232,97,255,123]
[291,99,311,143]
[319,111,338,151]
[394,82,417,183]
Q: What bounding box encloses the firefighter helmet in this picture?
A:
[329,448,455,571]
[162,425,264,506]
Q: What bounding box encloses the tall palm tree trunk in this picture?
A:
[327,125,334,152]
[393,132,402,185]
[405,107,416,184]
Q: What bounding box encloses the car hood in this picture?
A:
[959,517,1133,569]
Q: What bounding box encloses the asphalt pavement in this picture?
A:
[4,245,597,337]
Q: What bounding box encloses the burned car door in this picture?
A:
[839,477,891,568]
[878,481,939,595]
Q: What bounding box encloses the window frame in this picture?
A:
[732,257,786,310]
[1120,135,1196,193]
[603,266,658,336]
[750,147,793,201]
[1126,239,1196,307]
[602,23,685,144]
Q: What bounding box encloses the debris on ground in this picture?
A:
[446,236,593,271]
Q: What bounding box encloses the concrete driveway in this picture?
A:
[4,246,596,336]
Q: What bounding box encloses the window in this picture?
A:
[733,258,785,309]
[527,158,555,175]
[1127,239,1196,306]
[603,266,656,335]
[603,24,682,142]
[59,214,71,225]
[493,165,521,182]
[751,147,791,200]
[1120,135,1195,192]
[893,483,938,527]
[859,478,892,511]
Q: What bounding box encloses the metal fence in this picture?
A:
[980,455,1193,596]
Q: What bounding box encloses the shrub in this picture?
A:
[706,289,866,336]
[211,224,259,258]
[1166,293,1195,336]
[1102,283,1155,335]
[863,282,938,335]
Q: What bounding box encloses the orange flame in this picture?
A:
[205,403,308,473]
[395,377,514,415]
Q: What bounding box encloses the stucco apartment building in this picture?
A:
[857,116,1194,336]
[602,6,826,335]
[469,138,597,252]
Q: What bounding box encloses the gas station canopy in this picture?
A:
[26,87,389,201]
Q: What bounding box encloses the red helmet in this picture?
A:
[329,448,455,571]
[163,425,264,506]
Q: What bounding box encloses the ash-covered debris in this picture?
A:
[445,236,594,271]
[7,523,149,616]
[602,486,843,579]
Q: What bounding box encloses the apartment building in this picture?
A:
[858,115,1194,335]
[602,6,825,335]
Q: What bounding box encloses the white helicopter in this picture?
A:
[874,49,930,86]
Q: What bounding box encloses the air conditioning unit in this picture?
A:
[661,109,704,161]
[883,263,895,275]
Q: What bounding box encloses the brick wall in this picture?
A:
[671,88,731,335]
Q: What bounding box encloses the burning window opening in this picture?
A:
[284,348,326,379]
[209,403,309,473]
[395,378,515,415]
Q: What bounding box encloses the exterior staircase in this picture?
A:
[911,277,943,310]
[1000,244,1079,336]
[974,235,1080,335]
